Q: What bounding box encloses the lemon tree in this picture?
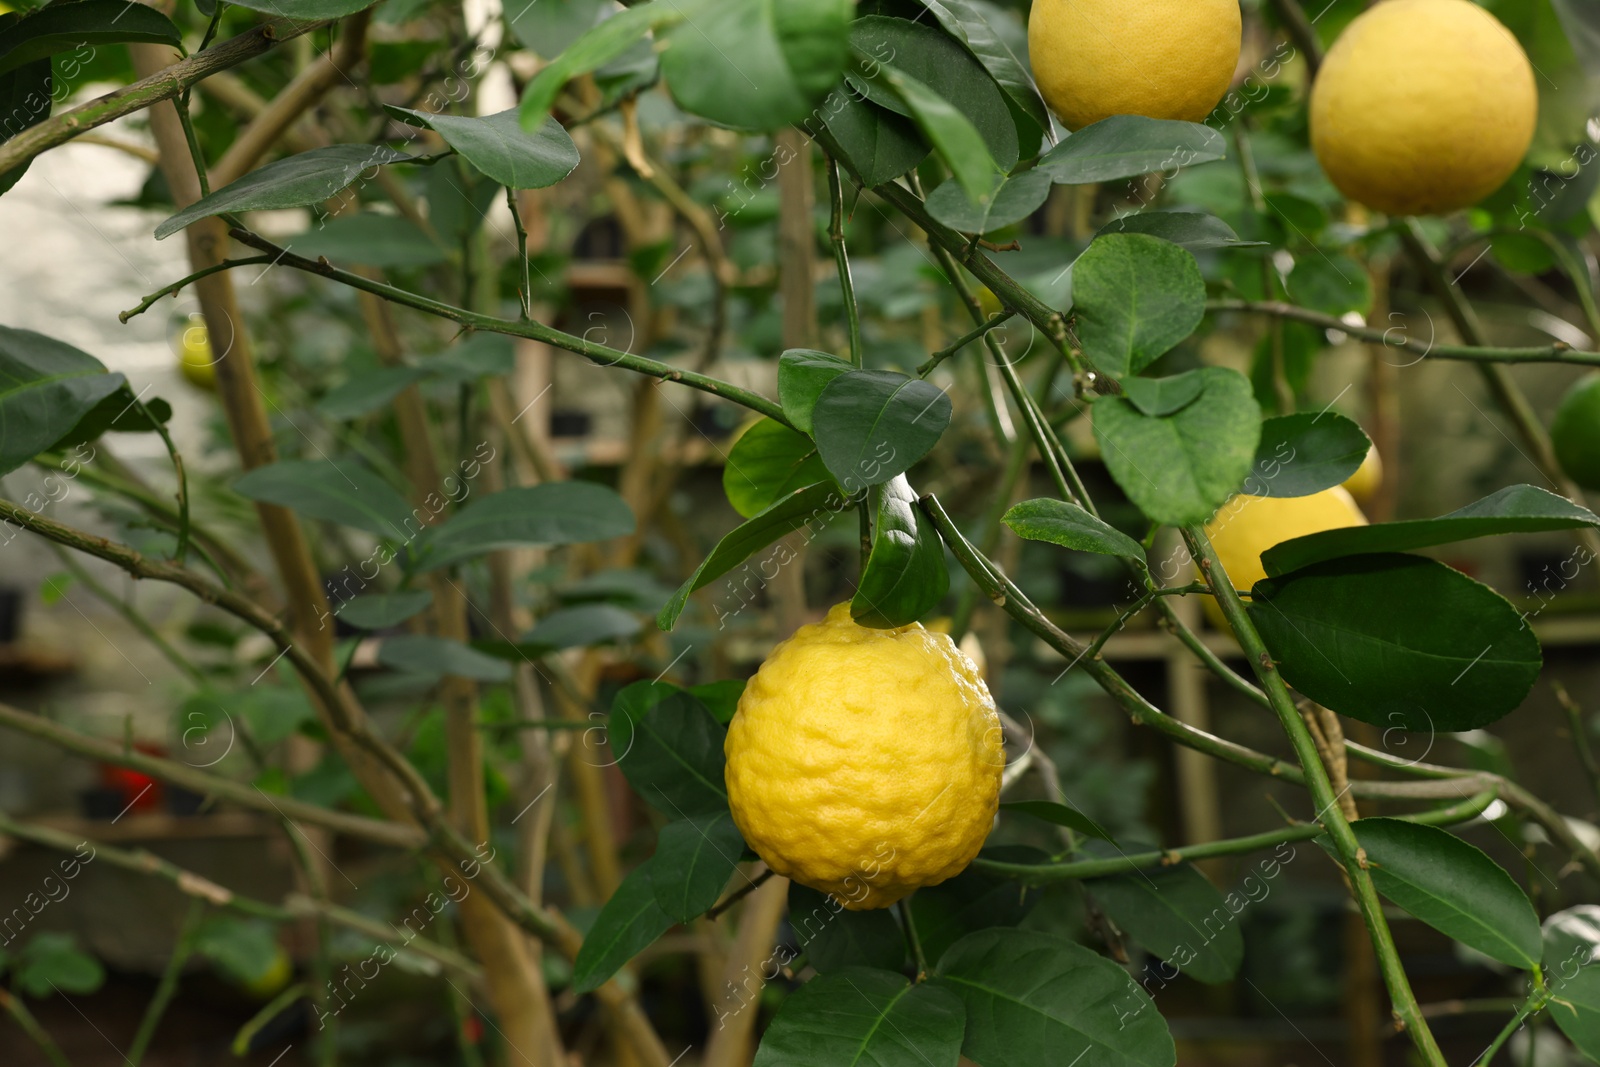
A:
[2,1,1600,1066]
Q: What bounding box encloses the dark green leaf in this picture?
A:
[1093,367,1261,526]
[1352,818,1542,968]
[1097,210,1263,251]
[999,800,1117,842]
[752,967,965,1067]
[660,0,853,130]
[818,94,928,187]
[1072,234,1206,378]
[415,482,634,571]
[388,107,579,189]
[1088,863,1243,985]
[908,0,1049,152]
[788,884,906,973]
[13,933,104,997]
[233,459,414,539]
[1544,906,1600,1059]
[50,383,170,450]
[0,2,179,77]
[506,0,608,58]
[1002,499,1145,561]
[611,689,729,817]
[376,635,513,682]
[724,418,831,519]
[573,859,676,992]
[283,213,448,268]
[658,482,848,629]
[812,369,951,491]
[227,0,375,16]
[1249,412,1371,499]
[317,365,430,420]
[1250,554,1542,732]
[935,928,1175,1067]
[522,603,640,652]
[777,348,852,434]
[1120,372,1205,417]
[1287,253,1372,316]
[852,476,948,627]
[1262,192,1327,237]
[520,3,675,131]
[650,811,747,922]
[925,169,1051,235]
[909,846,1044,964]
[0,326,124,476]
[336,590,434,630]
[427,334,516,384]
[156,145,414,239]
[1262,484,1600,576]
[193,917,280,986]
[0,59,51,195]
[689,679,745,724]
[1038,116,1225,185]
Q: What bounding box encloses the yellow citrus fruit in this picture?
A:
[1027,0,1242,132]
[725,604,1004,910]
[178,320,218,390]
[238,946,293,1001]
[1310,0,1536,216]
[1552,373,1600,491]
[1342,444,1384,504]
[1204,488,1369,597]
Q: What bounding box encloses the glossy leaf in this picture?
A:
[853,476,948,628]
[777,349,852,434]
[336,590,434,630]
[1097,210,1263,252]
[909,846,1045,964]
[752,967,965,1067]
[1248,412,1371,499]
[1352,818,1542,968]
[284,213,448,268]
[908,0,1049,154]
[414,482,634,571]
[1288,254,1372,317]
[1250,554,1542,732]
[788,884,906,974]
[1262,484,1600,576]
[1087,862,1244,985]
[572,859,676,992]
[1002,499,1145,561]
[1093,367,1261,527]
[155,145,414,239]
[1071,234,1207,378]
[812,369,951,492]
[520,2,675,130]
[724,418,831,519]
[650,811,747,922]
[818,94,928,186]
[610,689,729,817]
[999,800,1117,843]
[1120,372,1206,418]
[935,928,1176,1067]
[48,383,169,451]
[522,603,640,652]
[1544,906,1600,1060]
[0,327,125,477]
[376,635,513,682]
[0,2,179,77]
[388,107,579,189]
[689,678,745,724]
[1038,115,1225,185]
[925,169,1051,235]
[233,459,415,539]
[0,59,50,195]
[659,0,852,130]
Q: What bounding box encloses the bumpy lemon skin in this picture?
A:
[1027,0,1242,132]
[725,604,1004,911]
[1204,488,1369,595]
[1310,0,1536,217]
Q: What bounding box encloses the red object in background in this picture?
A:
[98,743,167,814]
[462,1014,483,1046]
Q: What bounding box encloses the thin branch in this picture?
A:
[0,19,329,178]
[128,898,207,1066]
[826,154,864,368]
[919,311,1015,377]
[119,256,275,322]
[705,867,774,921]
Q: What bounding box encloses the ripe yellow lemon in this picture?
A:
[1310,0,1536,217]
[1203,487,1368,598]
[178,320,219,390]
[1552,373,1600,491]
[725,604,1004,910]
[1028,0,1241,132]
[1342,444,1384,504]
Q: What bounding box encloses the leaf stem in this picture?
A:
[1474,979,1550,1067]
[119,256,275,322]
[0,990,70,1067]
[1183,525,1446,1067]
[706,867,774,921]
[918,312,1014,377]
[898,900,930,980]
[826,155,863,368]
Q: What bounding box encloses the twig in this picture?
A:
[0,991,69,1067]
[918,312,1015,377]
[1266,0,1325,76]
[826,155,864,368]
[706,867,774,921]
[119,257,275,322]
[898,900,930,980]
[1475,976,1550,1067]
[128,898,208,1066]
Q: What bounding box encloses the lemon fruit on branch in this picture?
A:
[724,604,1004,910]
[1310,0,1536,217]
[177,319,219,391]
[1552,373,1600,491]
[1201,488,1368,625]
[1027,0,1241,131]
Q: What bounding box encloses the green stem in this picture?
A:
[949,427,1032,642]
[898,901,930,980]
[505,185,533,321]
[826,155,863,368]
[231,983,310,1057]
[225,229,794,428]
[1184,525,1445,1067]
[918,312,1014,376]
[1207,299,1600,367]
[118,257,274,323]
[1447,227,1600,343]
[975,789,1497,884]
[128,898,208,1065]
[1475,979,1549,1067]
[0,991,70,1067]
